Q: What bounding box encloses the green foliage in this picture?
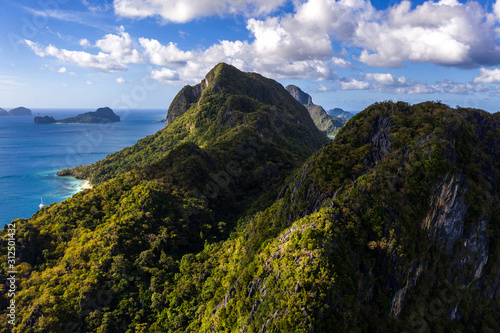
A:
[0,63,328,332]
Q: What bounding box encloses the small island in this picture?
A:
[34,116,57,124]
[0,107,33,116]
[326,107,354,120]
[34,107,120,124]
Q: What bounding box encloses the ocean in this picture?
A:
[0,109,166,227]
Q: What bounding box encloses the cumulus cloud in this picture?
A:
[473,68,500,83]
[116,77,127,84]
[25,27,143,72]
[494,0,500,22]
[79,39,91,48]
[244,0,500,68]
[336,72,489,95]
[150,68,180,83]
[354,0,500,67]
[364,73,406,86]
[58,67,67,73]
[24,0,500,96]
[341,78,369,90]
[139,38,194,66]
[113,0,287,23]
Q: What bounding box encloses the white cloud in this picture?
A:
[58,67,67,73]
[336,73,489,95]
[473,68,500,83]
[247,16,332,61]
[331,57,352,68]
[96,26,143,63]
[139,38,194,66]
[23,0,500,95]
[355,0,500,67]
[150,68,180,83]
[86,80,92,85]
[80,39,91,48]
[364,73,406,86]
[113,0,287,23]
[25,27,143,72]
[116,77,127,84]
[341,78,369,90]
[242,0,500,68]
[494,0,500,22]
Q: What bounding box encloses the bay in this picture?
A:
[0,108,166,226]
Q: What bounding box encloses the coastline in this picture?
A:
[81,180,93,190]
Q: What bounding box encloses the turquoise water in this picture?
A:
[0,109,166,226]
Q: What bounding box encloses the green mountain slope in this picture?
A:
[175,101,500,332]
[285,85,346,137]
[59,65,327,185]
[0,63,328,332]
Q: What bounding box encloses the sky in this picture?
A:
[2,0,500,112]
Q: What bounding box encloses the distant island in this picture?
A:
[326,107,354,120]
[0,106,33,116]
[34,116,57,124]
[34,107,120,124]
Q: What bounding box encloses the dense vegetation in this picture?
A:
[1,63,499,332]
[0,63,328,332]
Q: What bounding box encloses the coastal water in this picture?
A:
[0,109,166,227]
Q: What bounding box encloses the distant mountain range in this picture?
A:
[285,85,347,136]
[0,106,32,116]
[34,107,120,124]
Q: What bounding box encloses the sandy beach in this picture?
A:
[82,180,93,189]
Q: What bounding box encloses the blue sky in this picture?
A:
[2,0,500,112]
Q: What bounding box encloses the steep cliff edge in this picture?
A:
[166,79,208,126]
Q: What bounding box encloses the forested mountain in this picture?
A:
[0,63,328,332]
[1,64,499,332]
[285,85,346,137]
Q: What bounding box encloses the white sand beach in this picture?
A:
[82,180,93,189]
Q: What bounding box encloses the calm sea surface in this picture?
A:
[0,109,166,226]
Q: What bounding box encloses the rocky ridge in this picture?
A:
[285,85,346,136]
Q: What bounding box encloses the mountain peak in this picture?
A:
[62,63,328,185]
[285,85,313,105]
